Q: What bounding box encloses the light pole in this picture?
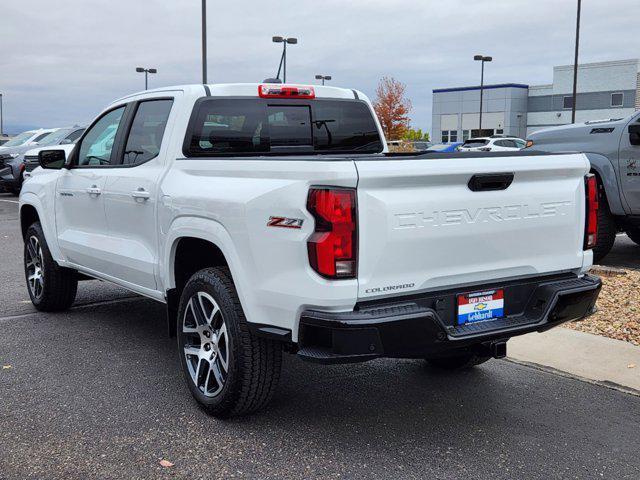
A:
[315,74,332,85]
[273,36,298,83]
[136,67,157,90]
[571,0,582,123]
[202,0,207,84]
[0,94,3,136]
[474,55,492,135]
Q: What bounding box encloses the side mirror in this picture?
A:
[60,138,73,145]
[38,149,67,169]
[629,124,640,146]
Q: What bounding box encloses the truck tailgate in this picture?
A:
[354,153,590,299]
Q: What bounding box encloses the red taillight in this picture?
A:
[258,84,315,99]
[584,174,599,250]
[307,187,357,279]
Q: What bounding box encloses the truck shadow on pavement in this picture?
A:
[2,296,639,479]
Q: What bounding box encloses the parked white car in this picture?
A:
[458,136,527,152]
[20,83,601,417]
[0,128,57,151]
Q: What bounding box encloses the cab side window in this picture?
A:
[64,128,85,144]
[122,100,173,165]
[77,107,125,166]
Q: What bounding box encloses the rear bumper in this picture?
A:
[297,273,601,364]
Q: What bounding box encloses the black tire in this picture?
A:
[426,353,491,371]
[592,187,616,264]
[625,227,640,246]
[177,267,282,418]
[24,222,78,311]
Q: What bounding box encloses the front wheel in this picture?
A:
[177,267,282,418]
[24,222,78,311]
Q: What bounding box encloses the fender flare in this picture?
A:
[583,152,628,216]
[18,193,64,262]
[161,216,253,313]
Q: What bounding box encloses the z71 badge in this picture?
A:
[267,216,304,229]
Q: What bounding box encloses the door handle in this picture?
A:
[131,188,151,201]
[86,185,101,196]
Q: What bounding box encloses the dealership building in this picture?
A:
[431,58,640,143]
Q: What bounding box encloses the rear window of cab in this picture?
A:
[183,98,383,156]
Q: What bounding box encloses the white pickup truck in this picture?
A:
[20,83,601,417]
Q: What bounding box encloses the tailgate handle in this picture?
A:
[468,173,514,192]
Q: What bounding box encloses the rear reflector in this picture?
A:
[259,84,315,99]
[584,174,598,250]
[307,188,357,279]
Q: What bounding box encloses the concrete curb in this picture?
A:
[507,327,640,394]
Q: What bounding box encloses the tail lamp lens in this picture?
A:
[307,188,357,279]
[584,174,598,250]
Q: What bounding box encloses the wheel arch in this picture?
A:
[162,217,250,305]
[18,196,64,263]
[20,203,40,240]
[583,152,627,216]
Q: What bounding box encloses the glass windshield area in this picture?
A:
[37,128,76,147]
[428,143,453,151]
[122,99,173,165]
[77,107,125,166]
[462,139,489,147]
[312,101,383,152]
[190,99,268,154]
[2,131,37,147]
[267,105,312,148]
[184,98,383,156]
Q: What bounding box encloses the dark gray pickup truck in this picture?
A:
[527,112,640,261]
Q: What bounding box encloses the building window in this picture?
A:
[463,130,470,141]
[449,130,458,142]
[611,93,624,107]
[496,129,504,135]
[442,130,449,143]
[563,96,574,109]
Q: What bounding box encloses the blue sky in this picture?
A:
[1,0,638,134]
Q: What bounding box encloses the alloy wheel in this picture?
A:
[26,235,44,300]
[181,292,230,397]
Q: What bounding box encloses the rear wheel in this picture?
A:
[177,267,282,418]
[426,353,492,371]
[24,222,78,311]
[625,227,640,246]
[592,186,616,263]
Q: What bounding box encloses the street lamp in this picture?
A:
[474,55,492,135]
[273,36,297,83]
[571,0,582,123]
[136,67,157,90]
[315,74,332,85]
[201,0,207,84]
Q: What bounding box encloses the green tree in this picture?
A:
[402,128,430,142]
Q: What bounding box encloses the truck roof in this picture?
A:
[112,83,367,105]
[529,111,640,138]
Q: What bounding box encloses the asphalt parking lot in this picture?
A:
[1,193,639,479]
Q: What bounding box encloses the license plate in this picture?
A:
[457,289,504,325]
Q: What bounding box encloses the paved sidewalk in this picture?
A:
[508,327,640,393]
